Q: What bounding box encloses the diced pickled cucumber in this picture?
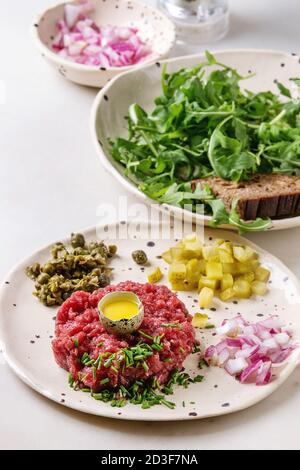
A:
[220,273,234,291]
[251,281,268,296]
[233,245,254,262]
[202,246,220,261]
[233,279,252,299]
[206,262,223,280]
[171,280,197,291]
[213,238,225,246]
[162,237,270,303]
[219,287,235,302]
[237,272,255,283]
[186,259,203,283]
[198,287,214,308]
[219,249,234,264]
[222,263,238,275]
[219,242,233,254]
[170,247,185,262]
[183,233,198,243]
[183,241,202,258]
[147,267,163,284]
[255,267,270,282]
[168,263,186,282]
[198,276,219,291]
[192,313,209,328]
[162,250,172,264]
[235,261,255,274]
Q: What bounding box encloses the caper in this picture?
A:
[71,233,85,248]
[132,250,148,265]
[26,233,117,306]
[26,263,41,279]
[42,263,55,275]
[98,273,110,287]
[108,245,118,256]
[37,273,50,285]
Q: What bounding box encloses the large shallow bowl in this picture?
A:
[91,49,300,230]
[32,0,176,88]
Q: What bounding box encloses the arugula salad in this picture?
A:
[111,52,300,232]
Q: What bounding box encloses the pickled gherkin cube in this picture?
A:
[192,313,209,328]
[183,241,202,258]
[233,279,252,299]
[202,246,220,261]
[206,262,223,280]
[220,273,234,291]
[218,249,234,264]
[168,263,186,282]
[147,267,163,284]
[219,288,235,302]
[251,281,268,296]
[237,272,255,283]
[198,276,219,291]
[161,250,172,265]
[198,287,214,308]
[255,267,270,282]
[171,280,196,291]
[186,258,203,283]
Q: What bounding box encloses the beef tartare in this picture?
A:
[52,281,196,392]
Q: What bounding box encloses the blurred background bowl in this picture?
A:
[32,0,176,88]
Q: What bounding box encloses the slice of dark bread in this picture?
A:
[193,174,300,220]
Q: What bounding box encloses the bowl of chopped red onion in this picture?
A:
[32,0,176,88]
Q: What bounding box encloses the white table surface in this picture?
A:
[1,0,300,450]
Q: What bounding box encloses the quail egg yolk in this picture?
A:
[102,299,139,321]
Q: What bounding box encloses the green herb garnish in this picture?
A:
[110,51,300,232]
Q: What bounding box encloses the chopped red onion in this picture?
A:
[52,1,151,68]
[204,315,296,386]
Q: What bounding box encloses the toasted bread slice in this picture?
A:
[193,174,300,220]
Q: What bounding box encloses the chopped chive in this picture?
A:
[68,373,74,387]
[182,401,185,408]
[198,358,209,369]
[142,361,149,372]
[104,354,115,368]
[205,324,215,329]
[100,378,110,385]
[111,366,118,374]
[163,358,172,363]
[179,347,186,353]
[73,338,79,348]
[138,330,154,341]
[193,375,205,383]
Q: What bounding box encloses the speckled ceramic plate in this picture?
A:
[32,0,175,88]
[0,222,300,421]
[91,49,300,230]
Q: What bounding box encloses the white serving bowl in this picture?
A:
[32,0,176,88]
[90,49,300,231]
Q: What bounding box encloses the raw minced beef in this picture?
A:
[52,281,195,391]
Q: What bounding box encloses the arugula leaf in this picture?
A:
[228,200,272,233]
[276,81,292,98]
[110,52,300,231]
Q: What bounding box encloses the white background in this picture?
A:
[1,0,300,450]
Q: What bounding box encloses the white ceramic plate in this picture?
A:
[0,223,300,421]
[91,49,300,230]
[0,222,300,421]
[32,0,175,88]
